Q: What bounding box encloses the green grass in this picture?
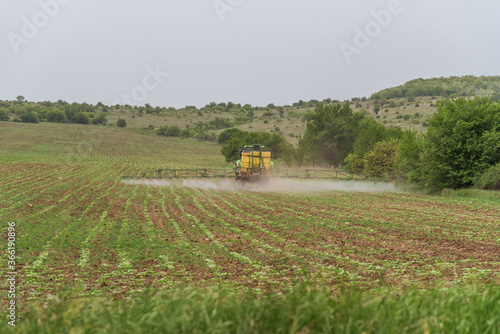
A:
[441,188,500,204]
[0,121,228,167]
[3,284,499,334]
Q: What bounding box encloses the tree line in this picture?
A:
[220,98,500,191]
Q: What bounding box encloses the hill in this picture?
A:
[2,75,500,144]
[371,75,500,100]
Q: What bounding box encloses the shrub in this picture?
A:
[156,126,167,136]
[181,128,196,138]
[364,139,400,178]
[0,109,10,121]
[475,163,500,190]
[344,153,364,173]
[46,110,66,123]
[116,118,127,128]
[20,111,39,123]
[195,131,216,142]
[73,112,90,125]
[166,125,181,137]
[91,113,108,125]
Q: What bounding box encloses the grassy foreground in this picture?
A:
[2,284,499,334]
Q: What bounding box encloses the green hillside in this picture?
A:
[371,75,500,100]
[2,76,500,145]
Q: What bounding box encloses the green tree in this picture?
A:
[297,102,363,166]
[217,128,244,145]
[0,108,10,121]
[116,118,127,128]
[397,130,424,182]
[246,110,255,120]
[352,118,386,157]
[277,107,285,118]
[409,97,500,189]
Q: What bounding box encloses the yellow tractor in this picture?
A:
[235,144,274,185]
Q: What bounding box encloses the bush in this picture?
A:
[20,111,39,123]
[116,118,127,128]
[364,139,400,178]
[91,113,108,125]
[195,131,216,142]
[344,153,364,173]
[166,125,181,137]
[156,126,167,136]
[181,128,196,138]
[0,109,10,121]
[46,110,66,123]
[475,163,500,190]
[73,112,90,125]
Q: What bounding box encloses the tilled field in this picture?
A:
[1,122,499,307]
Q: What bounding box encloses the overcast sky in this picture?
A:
[1,0,499,108]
